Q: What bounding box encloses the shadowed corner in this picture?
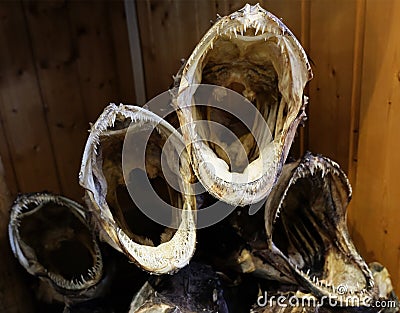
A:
[0,157,35,312]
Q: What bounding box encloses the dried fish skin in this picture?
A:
[174,3,312,206]
[259,152,378,305]
[8,192,104,305]
[79,103,196,275]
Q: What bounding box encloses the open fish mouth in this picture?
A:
[79,103,196,274]
[175,3,312,206]
[8,192,103,297]
[262,152,377,302]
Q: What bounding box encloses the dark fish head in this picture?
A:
[262,152,378,303]
[8,192,103,303]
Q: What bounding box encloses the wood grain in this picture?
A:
[0,1,61,196]
[308,0,360,173]
[349,0,400,294]
[0,104,18,196]
[0,157,34,312]
[23,1,90,201]
[108,1,137,105]
[69,1,120,122]
[136,0,216,99]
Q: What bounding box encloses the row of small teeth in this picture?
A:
[295,264,373,294]
[47,262,101,290]
[273,160,342,223]
[297,160,340,180]
[91,104,165,153]
[14,196,63,214]
[11,196,83,228]
[46,236,102,290]
[217,22,267,38]
[117,227,169,267]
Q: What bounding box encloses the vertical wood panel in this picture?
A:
[0,158,34,312]
[136,0,217,100]
[308,0,360,173]
[0,1,61,195]
[69,2,120,122]
[1,1,137,200]
[349,0,400,293]
[108,1,137,104]
[23,1,89,200]
[347,0,366,185]
[0,110,18,197]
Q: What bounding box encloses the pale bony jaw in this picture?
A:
[8,192,103,302]
[175,3,312,206]
[79,103,196,274]
[263,153,378,304]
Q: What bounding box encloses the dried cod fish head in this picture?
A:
[79,103,196,274]
[259,152,378,304]
[174,3,312,206]
[8,192,104,304]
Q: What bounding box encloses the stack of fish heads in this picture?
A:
[7,3,400,313]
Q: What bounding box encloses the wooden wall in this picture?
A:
[0,0,399,307]
[348,0,400,295]
[0,1,136,202]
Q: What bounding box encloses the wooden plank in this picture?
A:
[308,0,359,173]
[0,1,61,195]
[68,1,120,122]
[23,1,89,201]
[108,0,136,104]
[124,0,146,105]
[136,0,216,100]
[0,108,18,197]
[349,0,400,294]
[0,157,34,312]
[347,0,366,185]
